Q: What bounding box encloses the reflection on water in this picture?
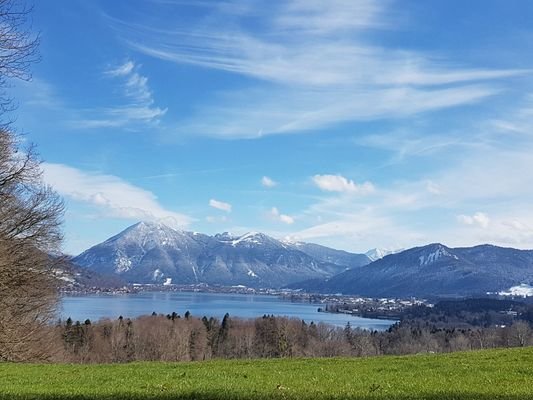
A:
[61,291,395,330]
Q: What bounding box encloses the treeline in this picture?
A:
[402,298,533,329]
[325,297,533,328]
[45,312,533,363]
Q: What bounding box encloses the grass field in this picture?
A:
[1,347,533,399]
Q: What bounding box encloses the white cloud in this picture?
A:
[489,94,533,137]
[209,198,232,212]
[125,9,522,88]
[294,135,533,251]
[313,174,375,194]
[172,85,498,139]
[281,94,533,252]
[42,163,192,227]
[291,207,419,252]
[75,60,167,129]
[426,180,442,195]
[275,0,388,34]
[261,176,277,188]
[458,212,490,229]
[106,60,135,77]
[269,207,294,224]
[111,0,525,138]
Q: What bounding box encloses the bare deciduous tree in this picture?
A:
[0,0,64,362]
[0,0,39,115]
[0,130,64,361]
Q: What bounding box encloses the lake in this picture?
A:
[61,291,395,330]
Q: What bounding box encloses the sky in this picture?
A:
[10,0,533,255]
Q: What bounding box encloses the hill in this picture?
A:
[54,260,126,290]
[1,347,532,399]
[73,222,369,288]
[291,243,533,298]
[285,240,370,269]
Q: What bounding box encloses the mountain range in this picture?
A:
[291,243,533,298]
[71,222,533,298]
[73,222,370,288]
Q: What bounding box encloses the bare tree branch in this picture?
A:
[0,1,63,362]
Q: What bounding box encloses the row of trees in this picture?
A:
[51,313,533,364]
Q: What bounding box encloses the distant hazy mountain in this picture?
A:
[284,240,370,269]
[73,222,365,288]
[290,243,533,298]
[365,248,401,262]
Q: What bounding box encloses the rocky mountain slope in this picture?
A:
[73,222,368,288]
[291,243,533,298]
[53,258,126,290]
[286,241,370,269]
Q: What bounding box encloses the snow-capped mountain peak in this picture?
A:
[293,243,533,298]
[281,236,301,246]
[418,244,458,266]
[105,220,190,250]
[73,222,366,288]
[230,232,278,247]
[365,248,400,261]
[214,232,235,241]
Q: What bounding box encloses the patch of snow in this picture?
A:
[215,232,235,242]
[247,269,258,278]
[281,236,301,246]
[231,232,262,246]
[115,251,132,273]
[419,246,457,266]
[163,278,172,286]
[497,284,533,297]
[152,268,164,281]
[114,221,190,253]
[191,264,198,282]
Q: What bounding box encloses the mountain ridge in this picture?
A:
[290,242,533,298]
[73,221,370,288]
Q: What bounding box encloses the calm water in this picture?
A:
[61,291,395,330]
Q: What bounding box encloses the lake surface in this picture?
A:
[61,291,395,330]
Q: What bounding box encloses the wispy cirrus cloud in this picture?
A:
[43,163,191,227]
[172,84,499,139]
[74,60,167,129]
[106,60,135,77]
[106,0,527,138]
[489,94,533,137]
[285,91,533,251]
[12,61,167,133]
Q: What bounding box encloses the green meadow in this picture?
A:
[1,347,532,400]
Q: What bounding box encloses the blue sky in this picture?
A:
[11,0,533,254]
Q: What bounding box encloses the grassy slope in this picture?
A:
[1,348,533,400]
